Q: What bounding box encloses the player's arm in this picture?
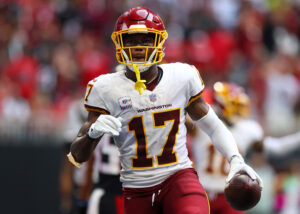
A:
[186,97,263,187]
[68,111,122,167]
[185,114,197,137]
[186,96,242,161]
[248,131,300,156]
[68,111,101,166]
[263,131,300,156]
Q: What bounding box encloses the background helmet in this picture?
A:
[111,7,168,71]
[213,82,250,122]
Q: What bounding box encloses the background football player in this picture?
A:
[190,81,300,214]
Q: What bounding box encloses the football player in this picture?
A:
[67,7,262,214]
[191,81,300,214]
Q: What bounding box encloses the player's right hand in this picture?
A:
[87,115,122,139]
[226,155,263,189]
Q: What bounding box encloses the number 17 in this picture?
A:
[128,108,181,169]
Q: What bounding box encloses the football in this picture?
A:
[224,172,261,210]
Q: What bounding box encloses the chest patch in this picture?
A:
[149,93,157,102]
[118,96,132,110]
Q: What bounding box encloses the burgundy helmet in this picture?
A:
[114,7,165,31]
[111,7,168,69]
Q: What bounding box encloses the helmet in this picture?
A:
[213,82,250,122]
[111,7,168,72]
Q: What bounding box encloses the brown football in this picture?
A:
[224,172,261,210]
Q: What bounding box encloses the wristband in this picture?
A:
[229,154,244,165]
[67,152,82,168]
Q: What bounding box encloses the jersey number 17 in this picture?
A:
[128,108,180,169]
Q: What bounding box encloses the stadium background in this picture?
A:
[0,0,300,213]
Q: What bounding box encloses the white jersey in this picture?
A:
[192,119,263,193]
[84,62,204,188]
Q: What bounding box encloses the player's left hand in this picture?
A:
[226,155,263,189]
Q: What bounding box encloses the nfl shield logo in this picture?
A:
[118,96,132,110]
[149,94,157,102]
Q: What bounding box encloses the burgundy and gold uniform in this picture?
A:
[84,62,204,188]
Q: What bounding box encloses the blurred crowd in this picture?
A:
[1,0,300,140]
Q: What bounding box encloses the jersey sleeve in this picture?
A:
[187,65,205,106]
[83,79,110,114]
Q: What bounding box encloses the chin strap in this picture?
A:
[133,64,146,95]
